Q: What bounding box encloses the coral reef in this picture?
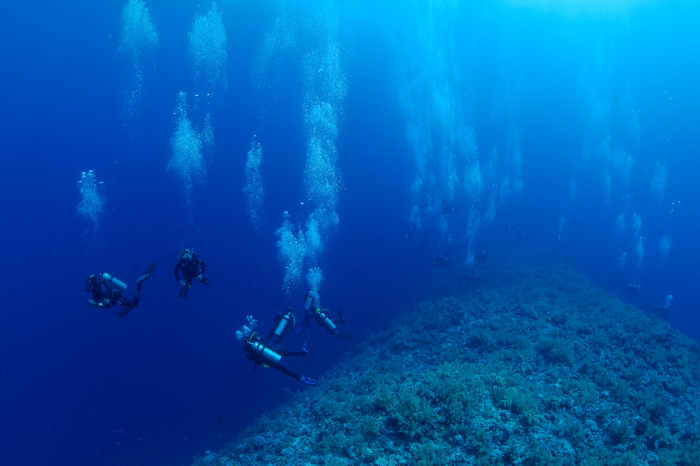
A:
[194,255,700,466]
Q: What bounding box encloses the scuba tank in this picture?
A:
[247,340,282,365]
[272,309,295,344]
[101,273,127,292]
[315,309,337,332]
[304,289,315,312]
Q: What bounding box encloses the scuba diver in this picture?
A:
[619,281,641,298]
[648,295,673,318]
[433,254,454,269]
[85,262,158,317]
[432,236,454,268]
[267,307,295,347]
[242,332,316,386]
[172,249,210,298]
[441,238,453,257]
[441,199,456,215]
[298,289,352,342]
[476,244,489,265]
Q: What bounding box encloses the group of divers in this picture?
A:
[85,240,671,388]
[407,205,673,318]
[84,250,352,387]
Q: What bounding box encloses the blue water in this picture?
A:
[1,1,699,465]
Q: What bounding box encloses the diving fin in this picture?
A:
[179,284,189,298]
[118,306,134,318]
[200,276,211,286]
[136,262,158,285]
[337,332,352,342]
[299,376,317,386]
[295,313,313,335]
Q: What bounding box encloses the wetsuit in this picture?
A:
[174,254,209,297]
[91,280,141,317]
[174,255,206,286]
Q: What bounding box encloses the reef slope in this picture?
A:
[196,256,700,466]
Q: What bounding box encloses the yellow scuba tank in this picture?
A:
[101,273,127,292]
[248,341,281,365]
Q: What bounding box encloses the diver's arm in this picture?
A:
[90,288,111,308]
[199,260,206,274]
[173,262,183,281]
[90,299,111,308]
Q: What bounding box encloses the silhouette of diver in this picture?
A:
[172,249,211,298]
[85,262,157,317]
[619,281,641,298]
[242,332,317,386]
[298,289,352,342]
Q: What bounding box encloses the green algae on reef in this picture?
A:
[195,256,700,466]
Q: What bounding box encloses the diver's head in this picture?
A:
[84,275,99,292]
[178,249,194,262]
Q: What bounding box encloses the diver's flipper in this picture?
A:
[200,276,211,286]
[295,315,313,335]
[179,285,189,298]
[146,261,158,275]
[136,262,158,285]
[118,306,134,318]
[299,376,317,386]
[337,332,352,342]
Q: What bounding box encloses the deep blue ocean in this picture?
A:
[1,1,699,465]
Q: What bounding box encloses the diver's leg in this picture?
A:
[117,296,136,317]
[335,332,352,342]
[179,275,193,298]
[277,349,306,357]
[271,363,316,385]
[131,283,142,306]
[118,305,135,317]
[270,362,301,380]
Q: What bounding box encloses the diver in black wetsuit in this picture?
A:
[173,249,210,298]
[242,333,316,386]
[299,289,352,342]
[85,262,157,317]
